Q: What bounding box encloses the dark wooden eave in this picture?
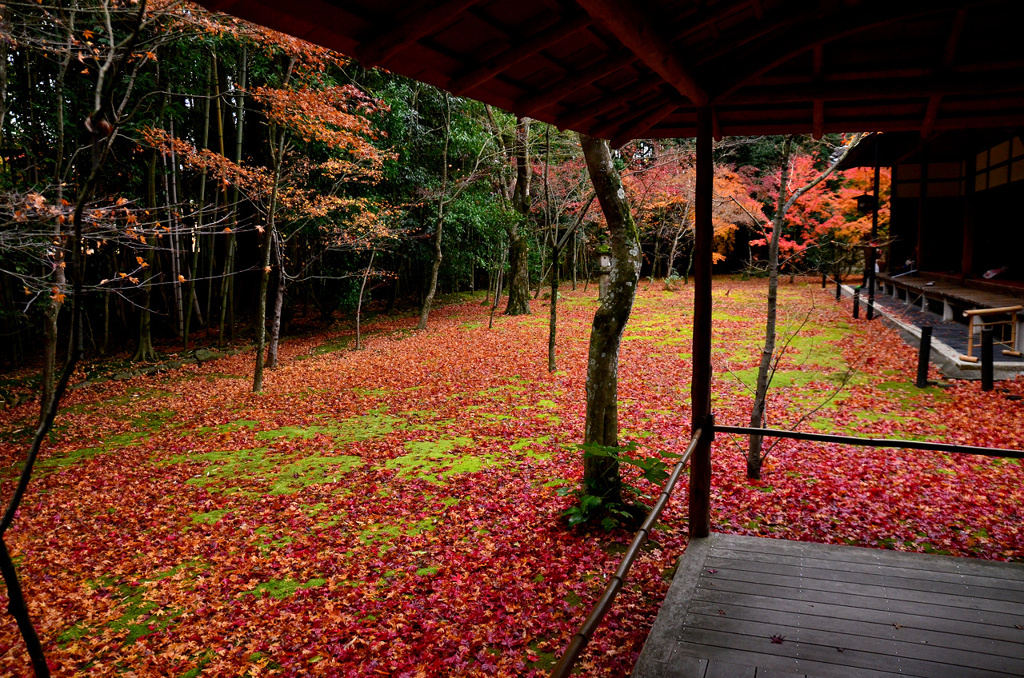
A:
[197,0,1024,143]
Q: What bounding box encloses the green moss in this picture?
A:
[511,435,552,454]
[169,447,363,495]
[256,409,402,448]
[311,337,350,355]
[191,509,228,525]
[525,642,558,671]
[386,437,500,482]
[242,578,326,599]
[270,454,362,495]
[197,419,260,435]
[253,526,294,551]
[415,566,439,576]
[360,517,438,546]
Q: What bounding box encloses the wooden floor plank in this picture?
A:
[705,548,1024,591]
[688,593,1024,644]
[683,612,1024,674]
[633,534,1024,678]
[697,576,1024,628]
[709,536,1024,582]
[699,567,1024,615]
[664,640,936,678]
[703,554,1024,602]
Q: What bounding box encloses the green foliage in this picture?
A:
[557,442,678,530]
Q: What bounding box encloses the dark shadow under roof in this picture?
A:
[198,0,1024,144]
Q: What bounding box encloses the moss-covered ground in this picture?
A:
[0,278,1021,677]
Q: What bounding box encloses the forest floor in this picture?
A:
[0,277,1022,677]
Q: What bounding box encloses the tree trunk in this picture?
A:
[265,231,285,369]
[254,56,292,391]
[548,254,560,372]
[355,251,375,350]
[133,146,160,363]
[579,135,641,503]
[418,214,444,330]
[748,138,792,480]
[505,117,532,315]
[417,93,451,330]
[254,154,285,389]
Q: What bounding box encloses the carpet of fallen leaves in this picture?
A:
[0,278,1022,677]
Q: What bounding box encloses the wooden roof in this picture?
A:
[198,0,1024,145]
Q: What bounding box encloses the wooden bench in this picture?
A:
[876,273,1024,354]
[964,305,1023,358]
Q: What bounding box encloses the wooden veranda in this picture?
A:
[196,1,1024,675]
[634,533,1024,678]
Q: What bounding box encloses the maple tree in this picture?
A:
[743,134,865,480]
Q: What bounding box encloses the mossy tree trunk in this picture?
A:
[504,117,531,316]
[579,135,641,503]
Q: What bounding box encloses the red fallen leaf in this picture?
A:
[770,635,786,644]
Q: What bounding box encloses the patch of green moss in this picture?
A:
[37,429,148,475]
[360,517,438,546]
[169,447,362,495]
[60,564,200,648]
[386,437,499,482]
[416,566,439,576]
[256,409,402,448]
[197,419,259,435]
[191,509,229,525]
[253,526,294,552]
[510,435,553,459]
[875,380,950,400]
[311,337,350,355]
[242,577,326,599]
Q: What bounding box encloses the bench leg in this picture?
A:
[921,295,929,312]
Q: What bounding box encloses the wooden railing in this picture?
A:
[548,427,705,678]
[549,421,1023,677]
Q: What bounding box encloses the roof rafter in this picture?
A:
[922,8,968,139]
[357,0,481,67]
[516,51,637,117]
[576,0,708,107]
[711,0,987,103]
[448,14,593,95]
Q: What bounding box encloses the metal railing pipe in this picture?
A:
[714,425,1024,459]
[549,428,703,678]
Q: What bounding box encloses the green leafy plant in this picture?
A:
[557,442,680,530]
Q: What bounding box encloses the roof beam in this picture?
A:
[576,0,708,106]
[721,71,1024,103]
[516,51,637,117]
[357,0,481,67]
[921,8,968,139]
[710,0,985,103]
[812,44,824,139]
[611,102,680,149]
[448,14,593,95]
[555,72,664,129]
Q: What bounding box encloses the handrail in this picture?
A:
[715,425,1024,459]
[549,428,704,678]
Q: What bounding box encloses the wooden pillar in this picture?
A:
[962,152,976,282]
[916,158,927,272]
[688,106,713,539]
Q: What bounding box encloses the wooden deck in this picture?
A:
[633,533,1024,678]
